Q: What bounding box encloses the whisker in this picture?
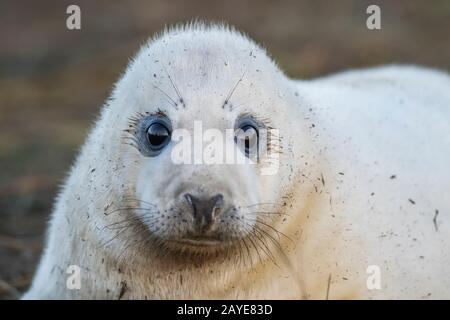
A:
[121,197,158,207]
[241,224,263,266]
[161,63,185,108]
[253,224,284,253]
[104,207,159,216]
[239,202,281,208]
[240,235,254,267]
[152,84,179,109]
[256,218,294,244]
[222,70,246,109]
[244,223,279,267]
[244,211,291,217]
[104,216,159,230]
[98,225,132,248]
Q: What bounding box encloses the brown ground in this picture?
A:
[0,0,449,299]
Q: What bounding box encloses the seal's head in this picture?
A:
[99,24,305,256]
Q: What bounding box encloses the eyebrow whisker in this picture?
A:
[161,61,185,108]
[152,84,179,110]
[222,70,246,110]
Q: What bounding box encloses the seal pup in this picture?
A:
[24,23,450,299]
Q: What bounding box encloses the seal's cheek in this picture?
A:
[134,155,177,205]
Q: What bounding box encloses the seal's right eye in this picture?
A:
[146,122,171,150]
[135,114,172,157]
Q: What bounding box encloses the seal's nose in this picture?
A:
[184,193,224,232]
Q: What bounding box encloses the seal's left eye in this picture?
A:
[235,124,259,157]
[146,122,171,150]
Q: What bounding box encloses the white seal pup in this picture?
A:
[24,24,450,299]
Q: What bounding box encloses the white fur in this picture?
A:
[24,24,450,299]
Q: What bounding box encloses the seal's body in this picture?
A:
[24,25,450,299]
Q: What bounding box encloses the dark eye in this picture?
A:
[134,114,172,157]
[146,122,171,150]
[235,124,259,157]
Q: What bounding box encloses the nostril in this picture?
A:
[184,193,197,218]
[211,194,224,219]
[212,194,224,207]
[184,193,194,205]
[212,207,220,220]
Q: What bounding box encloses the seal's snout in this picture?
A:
[184,193,224,233]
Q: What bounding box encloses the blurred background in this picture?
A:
[0,0,449,299]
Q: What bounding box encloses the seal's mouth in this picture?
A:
[164,234,238,252]
[172,237,222,247]
[159,235,240,262]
